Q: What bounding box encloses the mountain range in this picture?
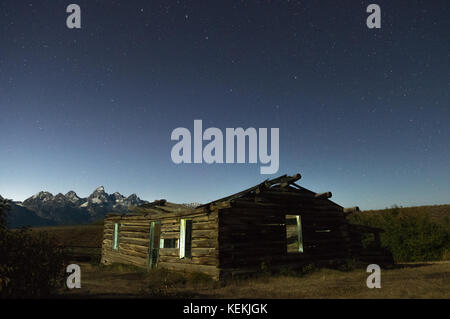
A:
[2,187,148,228]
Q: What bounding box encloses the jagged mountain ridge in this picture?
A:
[6,187,148,227]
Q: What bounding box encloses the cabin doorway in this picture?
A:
[149,221,161,268]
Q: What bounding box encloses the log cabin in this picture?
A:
[101,173,392,280]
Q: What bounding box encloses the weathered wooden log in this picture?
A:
[160,232,180,239]
[157,261,220,279]
[117,246,149,259]
[158,248,179,257]
[119,243,149,254]
[259,191,315,201]
[119,237,150,247]
[158,255,218,266]
[315,192,332,199]
[119,231,150,239]
[119,225,150,233]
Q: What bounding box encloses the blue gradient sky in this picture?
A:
[0,0,449,209]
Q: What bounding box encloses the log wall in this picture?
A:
[101,210,221,279]
[100,194,387,280]
[217,197,353,274]
[101,215,151,268]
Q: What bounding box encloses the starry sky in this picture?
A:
[0,0,449,210]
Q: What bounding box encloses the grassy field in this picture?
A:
[59,261,450,298]
[30,224,104,262]
[30,224,104,247]
[30,206,449,299]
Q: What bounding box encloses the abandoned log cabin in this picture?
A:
[101,173,392,279]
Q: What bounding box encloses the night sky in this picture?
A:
[1,0,449,209]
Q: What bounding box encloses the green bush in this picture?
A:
[349,206,450,262]
[0,228,68,298]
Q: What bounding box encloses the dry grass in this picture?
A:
[29,224,104,247]
[59,262,450,299]
[32,221,449,298]
[29,225,104,263]
[210,263,450,298]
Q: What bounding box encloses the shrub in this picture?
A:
[0,197,10,229]
[348,206,450,262]
[300,263,315,274]
[0,228,68,298]
[144,268,187,297]
[186,272,216,288]
[443,249,450,261]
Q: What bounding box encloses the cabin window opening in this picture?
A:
[160,238,178,249]
[179,219,192,258]
[286,215,303,253]
[113,223,120,251]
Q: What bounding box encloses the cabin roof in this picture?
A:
[106,173,357,219]
[198,173,344,209]
[106,200,196,218]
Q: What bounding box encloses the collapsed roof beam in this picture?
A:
[343,206,360,214]
[314,192,332,199]
[200,173,302,208]
[277,173,301,188]
[257,173,301,193]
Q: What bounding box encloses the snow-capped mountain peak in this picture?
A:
[112,192,125,201]
[32,191,54,201]
[94,186,105,193]
[87,186,110,204]
[65,191,81,203]
[19,187,148,225]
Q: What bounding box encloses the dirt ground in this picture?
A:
[60,261,450,299]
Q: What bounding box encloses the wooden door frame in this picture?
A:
[149,220,161,268]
